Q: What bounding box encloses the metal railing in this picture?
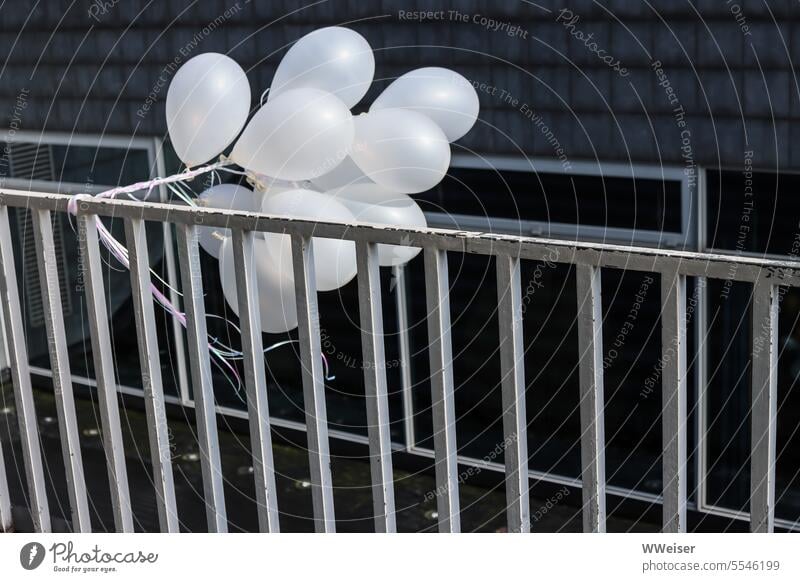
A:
[0,187,796,533]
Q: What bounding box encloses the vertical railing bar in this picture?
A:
[162,220,191,405]
[175,223,228,532]
[0,205,50,532]
[76,211,133,532]
[750,278,778,533]
[392,265,416,451]
[0,432,11,531]
[32,208,91,532]
[231,228,280,533]
[695,277,709,511]
[575,264,606,533]
[153,141,191,406]
[291,233,335,532]
[660,268,687,533]
[694,169,709,512]
[424,247,460,533]
[496,253,530,533]
[356,241,396,533]
[123,217,179,532]
[0,281,10,532]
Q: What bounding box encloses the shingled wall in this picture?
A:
[0,0,797,170]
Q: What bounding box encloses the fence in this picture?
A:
[0,187,795,533]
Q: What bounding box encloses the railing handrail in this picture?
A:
[3,187,800,285]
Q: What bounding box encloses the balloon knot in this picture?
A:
[67,193,93,216]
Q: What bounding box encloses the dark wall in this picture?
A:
[1,0,798,171]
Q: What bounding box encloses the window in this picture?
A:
[401,154,696,503]
[700,167,800,527]
[0,132,185,401]
[422,154,694,248]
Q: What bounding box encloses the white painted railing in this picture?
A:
[0,187,795,533]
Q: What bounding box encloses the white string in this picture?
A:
[68,155,336,392]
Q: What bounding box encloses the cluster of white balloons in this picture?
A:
[165,26,480,333]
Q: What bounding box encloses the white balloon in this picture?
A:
[232,88,354,181]
[329,184,426,266]
[269,26,374,108]
[371,67,479,142]
[350,109,451,194]
[261,189,357,292]
[196,184,263,259]
[166,53,251,167]
[250,173,295,198]
[310,155,372,191]
[219,237,298,334]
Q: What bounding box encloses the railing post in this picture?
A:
[424,247,460,533]
[750,278,779,533]
[123,217,179,532]
[392,264,416,451]
[0,205,51,532]
[356,241,397,533]
[496,253,530,533]
[661,268,687,533]
[0,433,10,531]
[76,211,133,532]
[0,291,13,531]
[291,233,335,532]
[33,208,91,532]
[575,264,606,533]
[175,223,228,532]
[231,229,280,533]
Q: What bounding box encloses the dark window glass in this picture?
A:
[707,169,800,256]
[405,253,696,496]
[0,141,150,188]
[704,168,800,522]
[50,145,150,187]
[705,282,800,523]
[416,167,683,233]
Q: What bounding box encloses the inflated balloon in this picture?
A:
[196,184,262,259]
[370,67,479,142]
[269,27,374,108]
[250,173,295,200]
[262,189,357,291]
[328,184,425,267]
[166,53,251,167]
[350,109,451,194]
[310,155,372,191]
[232,88,354,181]
[219,237,298,334]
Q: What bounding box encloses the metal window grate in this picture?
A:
[6,142,55,182]
[7,144,72,328]
[16,210,72,327]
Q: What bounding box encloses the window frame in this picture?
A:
[399,153,699,509]
[695,166,800,531]
[0,130,191,408]
[427,153,696,248]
